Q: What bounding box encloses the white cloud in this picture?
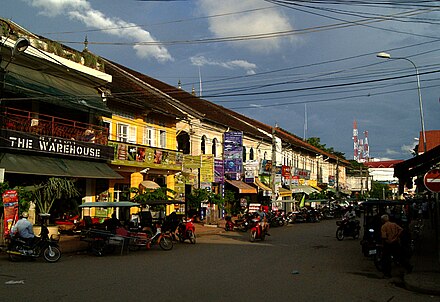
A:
[196,0,295,53]
[24,0,172,62]
[191,55,257,75]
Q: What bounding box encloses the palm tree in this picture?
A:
[33,177,80,215]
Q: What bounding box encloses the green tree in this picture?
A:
[369,181,391,199]
[130,187,176,204]
[33,178,80,215]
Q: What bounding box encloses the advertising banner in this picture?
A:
[2,190,19,237]
[214,159,224,183]
[200,154,214,183]
[223,132,243,175]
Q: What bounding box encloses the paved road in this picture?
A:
[0,219,432,301]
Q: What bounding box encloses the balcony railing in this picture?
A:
[0,107,108,145]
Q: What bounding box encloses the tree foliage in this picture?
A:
[306,137,345,158]
[33,178,80,214]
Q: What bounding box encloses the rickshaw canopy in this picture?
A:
[79,201,139,208]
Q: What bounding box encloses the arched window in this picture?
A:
[249,148,254,160]
[177,131,190,154]
[264,151,267,160]
[242,146,247,162]
[212,138,218,157]
[201,135,206,154]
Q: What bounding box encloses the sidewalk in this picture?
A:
[59,222,225,254]
[403,219,440,296]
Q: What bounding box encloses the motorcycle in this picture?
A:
[177,217,196,244]
[249,218,267,242]
[336,218,361,241]
[361,228,380,257]
[6,224,61,263]
[225,215,251,232]
[127,223,173,251]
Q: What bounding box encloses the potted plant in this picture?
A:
[32,178,80,235]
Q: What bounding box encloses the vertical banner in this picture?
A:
[3,190,19,237]
[200,154,214,183]
[223,131,243,180]
[214,159,224,183]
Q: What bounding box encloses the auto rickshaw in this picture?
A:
[359,199,411,257]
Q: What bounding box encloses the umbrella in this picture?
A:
[139,180,160,190]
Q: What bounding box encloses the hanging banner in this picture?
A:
[223,132,243,175]
[214,159,224,183]
[3,190,19,237]
[200,154,214,183]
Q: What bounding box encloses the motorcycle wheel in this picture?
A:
[43,246,61,263]
[249,229,257,242]
[159,236,173,251]
[188,231,196,244]
[336,228,344,241]
[128,238,141,251]
[374,253,383,272]
[224,223,231,232]
[353,229,360,240]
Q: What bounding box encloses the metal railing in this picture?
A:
[0,107,109,145]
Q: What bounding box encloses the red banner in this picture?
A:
[3,190,19,237]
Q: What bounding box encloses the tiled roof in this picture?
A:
[364,160,404,168]
[418,130,440,153]
[103,60,348,163]
[103,59,188,119]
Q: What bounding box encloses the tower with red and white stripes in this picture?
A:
[353,120,370,162]
[353,120,359,161]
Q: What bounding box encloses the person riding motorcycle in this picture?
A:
[11,212,36,246]
[343,206,357,231]
[254,207,270,236]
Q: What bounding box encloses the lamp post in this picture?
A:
[377,52,427,153]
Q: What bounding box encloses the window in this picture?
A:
[212,138,218,157]
[242,146,247,162]
[201,135,206,154]
[143,127,156,147]
[103,121,111,140]
[159,130,166,148]
[249,148,254,160]
[117,123,136,143]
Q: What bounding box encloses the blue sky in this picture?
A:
[4,0,440,160]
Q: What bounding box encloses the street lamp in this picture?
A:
[377,52,427,153]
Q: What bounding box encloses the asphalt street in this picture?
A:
[0,219,434,302]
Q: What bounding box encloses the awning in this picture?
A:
[0,153,123,179]
[278,187,292,197]
[79,201,139,208]
[290,185,319,195]
[225,180,257,194]
[311,185,322,192]
[254,178,272,192]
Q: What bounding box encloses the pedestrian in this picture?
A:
[380,214,413,278]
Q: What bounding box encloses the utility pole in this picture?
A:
[271,125,277,206]
[336,157,339,198]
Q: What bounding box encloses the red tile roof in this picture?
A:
[418,130,440,153]
[364,160,404,168]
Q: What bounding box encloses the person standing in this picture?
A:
[380,214,413,278]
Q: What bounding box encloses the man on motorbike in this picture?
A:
[343,206,357,231]
[255,207,270,236]
[11,212,36,246]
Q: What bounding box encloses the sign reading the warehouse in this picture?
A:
[0,130,114,160]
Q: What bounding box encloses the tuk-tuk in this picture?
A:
[360,199,410,257]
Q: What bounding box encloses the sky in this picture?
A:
[4,0,440,161]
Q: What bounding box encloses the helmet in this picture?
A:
[21,212,29,218]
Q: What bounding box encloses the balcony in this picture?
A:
[0,107,108,145]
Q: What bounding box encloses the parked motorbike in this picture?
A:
[336,218,361,241]
[225,215,251,232]
[177,217,196,244]
[249,218,267,242]
[6,225,61,263]
[128,223,173,251]
[360,228,380,257]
